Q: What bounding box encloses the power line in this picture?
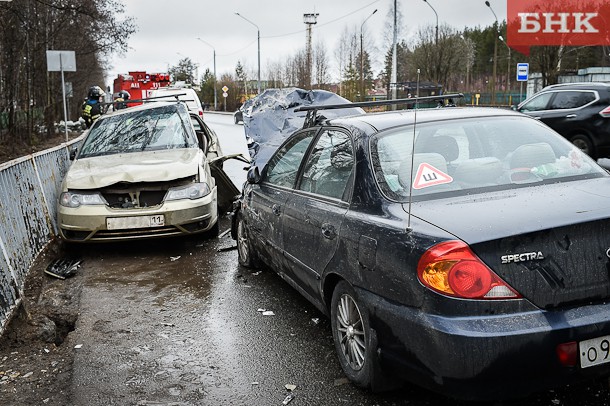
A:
[262,0,381,39]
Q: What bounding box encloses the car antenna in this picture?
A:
[406,69,421,233]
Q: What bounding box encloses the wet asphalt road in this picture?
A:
[62,114,610,406]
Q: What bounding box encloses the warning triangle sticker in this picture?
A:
[412,162,453,189]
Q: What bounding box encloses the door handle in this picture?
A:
[565,114,577,118]
[321,223,336,239]
[533,116,542,120]
[272,204,281,216]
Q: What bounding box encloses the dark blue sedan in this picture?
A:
[232,104,610,400]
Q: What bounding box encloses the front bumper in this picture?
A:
[357,287,610,400]
[58,189,217,242]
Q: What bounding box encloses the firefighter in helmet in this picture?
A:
[113,90,130,110]
[81,85,106,128]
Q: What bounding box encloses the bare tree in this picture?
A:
[0,0,135,147]
[410,24,472,92]
[313,40,330,89]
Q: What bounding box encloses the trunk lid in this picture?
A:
[407,178,610,309]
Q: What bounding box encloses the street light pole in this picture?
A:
[235,12,261,94]
[197,37,217,110]
[391,0,397,106]
[360,9,377,102]
[499,35,511,93]
[485,1,498,105]
[423,0,438,45]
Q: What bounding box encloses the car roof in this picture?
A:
[326,107,525,133]
[541,82,610,91]
[99,101,182,119]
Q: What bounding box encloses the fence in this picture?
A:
[0,136,81,333]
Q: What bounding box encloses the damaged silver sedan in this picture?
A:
[57,101,239,242]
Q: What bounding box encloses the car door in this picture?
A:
[538,90,598,134]
[518,91,554,121]
[282,129,354,300]
[247,130,317,269]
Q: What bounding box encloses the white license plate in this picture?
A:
[106,215,165,230]
[579,335,610,368]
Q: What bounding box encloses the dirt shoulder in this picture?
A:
[0,241,80,406]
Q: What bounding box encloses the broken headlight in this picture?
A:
[165,183,211,201]
[59,191,106,208]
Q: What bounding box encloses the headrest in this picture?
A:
[510,143,556,169]
[415,135,460,162]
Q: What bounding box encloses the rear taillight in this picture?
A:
[199,110,204,117]
[417,240,521,299]
[599,106,610,118]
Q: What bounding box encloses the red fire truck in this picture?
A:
[112,71,171,104]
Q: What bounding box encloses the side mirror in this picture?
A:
[247,166,261,184]
[69,148,78,160]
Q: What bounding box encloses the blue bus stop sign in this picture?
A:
[517,63,529,82]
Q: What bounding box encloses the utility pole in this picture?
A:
[304,13,319,89]
[360,9,377,102]
[391,0,397,107]
[485,1,498,105]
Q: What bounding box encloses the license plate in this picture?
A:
[106,215,165,230]
[579,335,610,368]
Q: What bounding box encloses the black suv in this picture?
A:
[516,82,610,159]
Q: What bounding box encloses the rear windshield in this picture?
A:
[79,104,198,158]
[370,116,607,202]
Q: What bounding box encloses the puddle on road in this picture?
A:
[74,235,225,301]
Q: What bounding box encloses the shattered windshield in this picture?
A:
[79,104,198,158]
[371,116,607,202]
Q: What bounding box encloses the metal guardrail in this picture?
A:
[0,135,83,333]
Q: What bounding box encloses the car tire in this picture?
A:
[330,280,379,389]
[571,134,596,159]
[236,214,258,268]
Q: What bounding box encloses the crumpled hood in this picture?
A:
[65,149,202,190]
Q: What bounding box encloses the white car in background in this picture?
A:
[149,87,204,118]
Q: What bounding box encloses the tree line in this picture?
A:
[185,17,610,112]
[0,0,134,151]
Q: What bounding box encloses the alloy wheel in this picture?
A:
[335,293,366,370]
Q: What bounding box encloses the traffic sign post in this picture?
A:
[46,50,76,142]
[516,63,529,105]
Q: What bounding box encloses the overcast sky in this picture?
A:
[106,0,508,86]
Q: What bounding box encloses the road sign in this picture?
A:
[222,92,228,98]
[222,86,229,92]
[517,63,529,82]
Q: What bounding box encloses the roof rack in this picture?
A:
[294,93,464,128]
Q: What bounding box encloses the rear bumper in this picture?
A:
[357,287,610,400]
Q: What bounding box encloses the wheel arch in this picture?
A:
[322,273,345,315]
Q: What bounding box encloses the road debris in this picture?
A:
[74,344,83,349]
[216,245,237,252]
[170,256,181,261]
[311,318,320,325]
[285,384,296,391]
[44,257,81,279]
[282,393,295,405]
